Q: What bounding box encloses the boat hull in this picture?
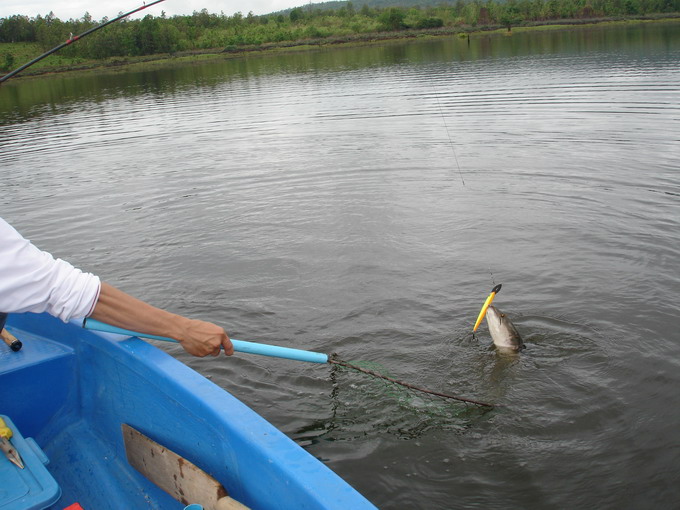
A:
[0,312,375,510]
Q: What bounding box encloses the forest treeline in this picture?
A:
[1,0,679,62]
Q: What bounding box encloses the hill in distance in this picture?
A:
[270,0,464,16]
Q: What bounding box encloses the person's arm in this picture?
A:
[90,282,234,357]
[0,218,230,357]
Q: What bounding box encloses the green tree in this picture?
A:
[500,4,524,30]
[2,52,15,71]
[290,8,304,22]
[416,17,444,29]
[623,0,641,12]
[378,8,407,31]
[0,15,36,42]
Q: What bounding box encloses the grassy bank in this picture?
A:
[2,16,678,81]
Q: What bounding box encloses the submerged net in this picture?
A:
[327,356,495,408]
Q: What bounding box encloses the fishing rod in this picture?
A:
[0,0,166,84]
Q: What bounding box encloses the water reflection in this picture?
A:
[1,20,679,510]
[2,21,678,125]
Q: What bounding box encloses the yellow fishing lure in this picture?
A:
[473,284,502,332]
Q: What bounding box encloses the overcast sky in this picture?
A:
[0,0,305,20]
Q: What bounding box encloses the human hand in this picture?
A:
[91,282,234,358]
[178,318,234,357]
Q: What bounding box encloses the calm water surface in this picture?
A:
[1,22,679,509]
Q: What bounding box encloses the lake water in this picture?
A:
[1,21,679,509]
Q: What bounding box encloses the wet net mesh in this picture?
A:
[327,355,495,408]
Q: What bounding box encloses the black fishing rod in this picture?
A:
[0,0,166,84]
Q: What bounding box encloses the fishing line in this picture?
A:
[431,79,466,186]
[489,269,498,287]
[7,6,489,408]
[0,0,167,83]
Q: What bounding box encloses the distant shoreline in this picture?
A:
[2,16,678,81]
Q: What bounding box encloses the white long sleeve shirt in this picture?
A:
[0,217,101,322]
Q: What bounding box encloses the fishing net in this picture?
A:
[327,355,495,408]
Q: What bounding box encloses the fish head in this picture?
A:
[485,305,524,352]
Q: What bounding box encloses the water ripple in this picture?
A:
[1,24,680,510]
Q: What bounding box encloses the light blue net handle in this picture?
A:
[83,318,328,364]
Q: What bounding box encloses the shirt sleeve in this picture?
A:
[0,217,101,322]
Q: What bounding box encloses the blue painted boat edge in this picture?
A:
[4,313,377,510]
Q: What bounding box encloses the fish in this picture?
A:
[485,305,524,352]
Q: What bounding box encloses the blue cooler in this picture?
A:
[0,415,61,510]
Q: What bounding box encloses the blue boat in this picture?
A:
[0,312,376,510]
